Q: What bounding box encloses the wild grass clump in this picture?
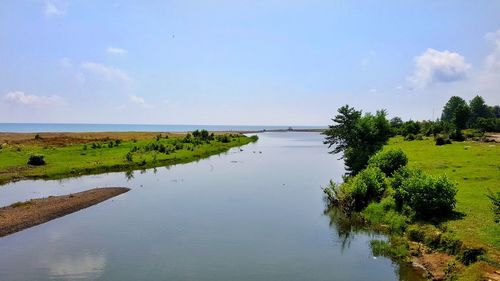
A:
[28,154,45,166]
[370,236,409,259]
[362,196,409,233]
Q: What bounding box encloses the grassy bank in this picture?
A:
[0,132,257,184]
[385,136,499,258]
[361,136,499,280]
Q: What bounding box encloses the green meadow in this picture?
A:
[0,134,255,184]
[385,136,500,259]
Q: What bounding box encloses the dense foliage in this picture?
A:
[324,166,387,212]
[323,105,391,175]
[388,95,499,144]
[393,168,457,219]
[368,149,408,176]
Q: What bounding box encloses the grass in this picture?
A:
[0,133,256,184]
[384,136,500,260]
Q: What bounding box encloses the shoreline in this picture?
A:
[0,187,130,237]
[0,132,257,185]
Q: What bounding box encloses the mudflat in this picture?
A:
[0,187,130,237]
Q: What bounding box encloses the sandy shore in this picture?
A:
[0,187,130,237]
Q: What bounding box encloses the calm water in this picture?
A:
[0,123,323,133]
[0,132,423,281]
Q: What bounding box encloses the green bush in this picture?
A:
[330,167,387,212]
[394,171,457,219]
[368,149,408,176]
[404,133,415,141]
[27,154,45,166]
[362,196,408,233]
[435,136,452,146]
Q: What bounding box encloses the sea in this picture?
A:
[0,123,325,133]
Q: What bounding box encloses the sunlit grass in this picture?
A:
[384,136,500,259]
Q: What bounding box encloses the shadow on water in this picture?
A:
[323,203,427,281]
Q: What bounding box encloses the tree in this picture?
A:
[454,102,470,131]
[324,105,391,175]
[441,96,470,135]
[491,105,500,118]
[390,117,403,135]
[441,96,469,122]
[401,120,420,136]
[469,95,493,126]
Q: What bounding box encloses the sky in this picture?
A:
[1,1,500,126]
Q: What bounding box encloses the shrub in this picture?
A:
[394,171,457,219]
[328,167,387,212]
[362,196,408,233]
[404,133,415,141]
[486,189,500,223]
[28,154,45,166]
[450,130,466,141]
[459,248,485,265]
[368,149,408,176]
[415,134,424,140]
[435,136,452,146]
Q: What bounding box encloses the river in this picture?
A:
[0,132,423,281]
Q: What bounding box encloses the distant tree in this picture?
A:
[390,117,403,135]
[441,96,470,135]
[401,120,421,136]
[324,105,391,175]
[491,105,500,118]
[469,95,494,126]
[442,96,469,122]
[454,102,470,131]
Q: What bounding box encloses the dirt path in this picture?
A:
[0,187,130,237]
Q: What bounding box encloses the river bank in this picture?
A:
[0,132,257,184]
[0,187,130,237]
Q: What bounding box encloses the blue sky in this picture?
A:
[1,1,500,125]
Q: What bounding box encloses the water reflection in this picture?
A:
[46,253,107,280]
[323,205,368,252]
[323,204,425,281]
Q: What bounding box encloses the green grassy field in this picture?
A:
[0,133,255,184]
[384,136,500,260]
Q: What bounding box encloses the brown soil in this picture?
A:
[0,132,186,146]
[412,251,453,280]
[0,131,246,147]
[0,187,130,237]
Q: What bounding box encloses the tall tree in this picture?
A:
[324,105,391,175]
[441,96,468,122]
[469,95,493,125]
[441,96,470,131]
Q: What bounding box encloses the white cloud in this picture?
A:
[106,47,127,55]
[409,48,471,87]
[485,29,500,70]
[369,88,377,93]
[44,1,66,17]
[81,62,130,82]
[3,91,65,107]
[129,95,145,105]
